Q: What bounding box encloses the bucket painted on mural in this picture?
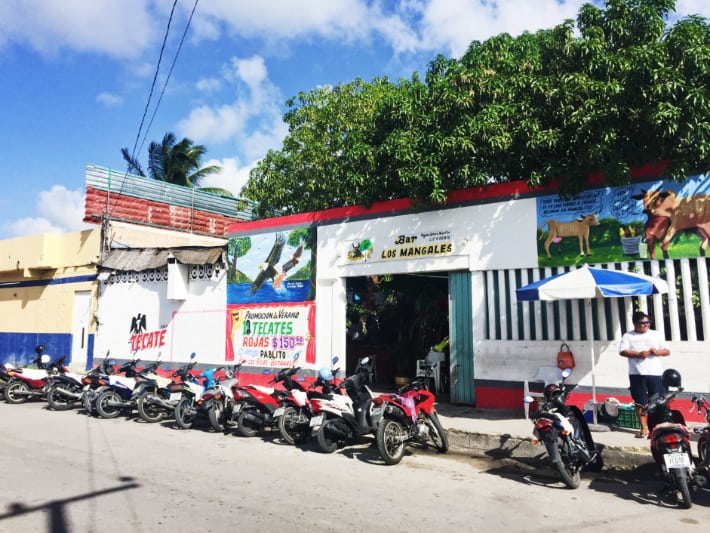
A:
[620,236,642,255]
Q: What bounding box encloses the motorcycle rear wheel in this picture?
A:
[174,397,195,430]
[236,408,259,437]
[137,395,165,423]
[4,380,30,404]
[96,390,123,419]
[208,401,226,432]
[553,438,581,489]
[377,418,406,465]
[426,412,449,453]
[317,419,340,453]
[673,469,693,509]
[278,406,310,445]
[698,434,708,465]
[47,384,76,411]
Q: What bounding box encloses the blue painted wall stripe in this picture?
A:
[0,274,97,289]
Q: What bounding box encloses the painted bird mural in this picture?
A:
[250,234,286,294]
[273,244,303,288]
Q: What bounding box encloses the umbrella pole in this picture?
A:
[586,299,598,425]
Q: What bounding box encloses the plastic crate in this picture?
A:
[617,404,640,429]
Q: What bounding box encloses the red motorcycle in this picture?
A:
[232,370,288,437]
[4,346,65,404]
[372,372,449,465]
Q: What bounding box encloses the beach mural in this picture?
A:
[536,173,710,266]
[226,227,316,365]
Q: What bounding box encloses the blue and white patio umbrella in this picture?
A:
[516,265,669,423]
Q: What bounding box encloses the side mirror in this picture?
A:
[561,368,572,379]
[35,345,45,355]
[523,395,535,404]
[40,354,51,364]
[292,351,301,362]
[331,356,339,365]
[189,352,196,360]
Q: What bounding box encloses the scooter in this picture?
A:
[203,363,242,432]
[524,367,603,489]
[314,356,378,453]
[232,368,289,437]
[373,362,449,465]
[46,354,115,411]
[3,346,65,404]
[173,366,222,430]
[136,354,200,423]
[645,369,705,509]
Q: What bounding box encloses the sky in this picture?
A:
[0,0,708,240]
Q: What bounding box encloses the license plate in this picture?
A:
[372,407,384,416]
[664,452,691,469]
[169,392,182,401]
[273,407,284,418]
[309,415,323,427]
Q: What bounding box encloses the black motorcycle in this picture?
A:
[46,354,114,411]
[136,356,199,423]
[525,368,603,488]
[692,394,710,481]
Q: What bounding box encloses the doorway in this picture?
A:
[71,290,92,369]
[345,273,450,388]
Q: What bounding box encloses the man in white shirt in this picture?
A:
[619,311,671,438]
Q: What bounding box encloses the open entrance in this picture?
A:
[345,273,450,391]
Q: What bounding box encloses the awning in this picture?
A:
[98,246,224,272]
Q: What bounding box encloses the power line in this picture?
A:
[139,0,201,157]
[128,0,180,168]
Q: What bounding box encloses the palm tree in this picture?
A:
[121,133,222,189]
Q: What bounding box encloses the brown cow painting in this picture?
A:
[634,189,710,258]
[538,214,600,259]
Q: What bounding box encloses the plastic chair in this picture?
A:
[523,366,564,419]
[354,354,377,384]
[416,350,446,393]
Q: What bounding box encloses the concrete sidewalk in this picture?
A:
[434,403,704,470]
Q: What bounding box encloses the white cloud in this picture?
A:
[199,157,257,197]
[177,54,288,162]
[96,92,123,106]
[196,77,222,93]
[0,0,155,58]
[5,185,91,238]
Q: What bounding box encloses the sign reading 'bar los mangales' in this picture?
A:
[346,230,455,263]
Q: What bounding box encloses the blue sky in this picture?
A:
[1,0,707,239]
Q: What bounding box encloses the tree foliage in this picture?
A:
[242,0,709,217]
[121,133,222,189]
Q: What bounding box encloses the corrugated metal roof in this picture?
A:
[99,246,224,272]
[86,164,256,220]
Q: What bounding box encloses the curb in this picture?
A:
[446,428,654,470]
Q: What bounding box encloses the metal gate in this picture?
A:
[449,271,474,404]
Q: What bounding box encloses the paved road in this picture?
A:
[0,401,708,532]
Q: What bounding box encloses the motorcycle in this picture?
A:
[3,346,65,404]
[313,356,378,453]
[136,354,200,423]
[524,367,603,489]
[0,361,16,394]
[203,363,242,432]
[93,357,163,418]
[232,368,290,437]
[372,367,449,465]
[278,358,341,446]
[46,354,115,411]
[645,368,705,509]
[173,366,222,430]
[692,394,710,480]
[84,356,141,415]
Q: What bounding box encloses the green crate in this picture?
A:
[617,405,640,429]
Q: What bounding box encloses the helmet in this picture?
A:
[544,383,562,401]
[661,368,681,389]
[318,367,334,381]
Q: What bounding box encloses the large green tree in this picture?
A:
[121,133,222,188]
[243,0,709,217]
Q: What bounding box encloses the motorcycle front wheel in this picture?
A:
[208,401,226,432]
[137,394,165,423]
[4,380,30,404]
[426,412,449,453]
[47,384,76,411]
[236,408,260,437]
[317,419,340,453]
[174,397,195,429]
[376,418,407,465]
[96,390,123,419]
[551,438,581,489]
[278,406,310,445]
[698,433,708,465]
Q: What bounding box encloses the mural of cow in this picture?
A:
[538,214,600,259]
[633,189,710,258]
